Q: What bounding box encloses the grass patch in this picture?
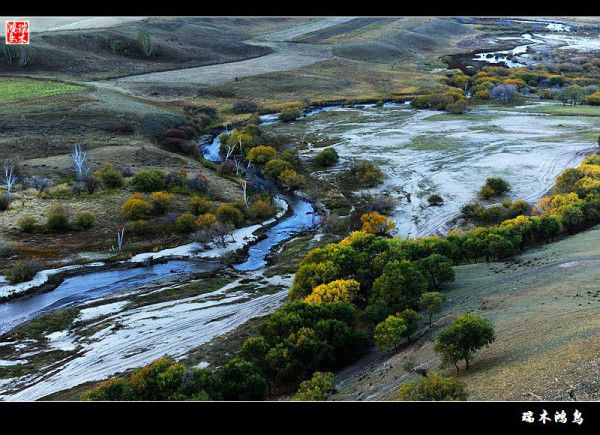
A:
[0,77,86,103]
[406,134,463,151]
[10,308,80,341]
[132,276,230,306]
[523,103,600,117]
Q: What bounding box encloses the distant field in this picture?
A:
[0,77,86,103]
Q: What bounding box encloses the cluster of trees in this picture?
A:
[411,88,468,113]
[462,198,529,224]
[447,66,600,107]
[218,126,305,192]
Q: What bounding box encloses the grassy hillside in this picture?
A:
[0,17,307,80]
[0,77,86,103]
[334,225,600,401]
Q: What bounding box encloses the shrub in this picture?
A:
[360,212,395,236]
[349,161,384,187]
[129,219,152,236]
[0,195,9,212]
[75,211,96,229]
[315,148,339,167]
[478,177,511,199]
[123,197,153,220]
[175,212,198,233]
[278,169,305,190]
[232,100,259,114]
[248,200,275,221]
[131,170,166,192]
[293,372,336,401]
[18,216,37,233]
[46,204,70,232]
[0,242,16,258]
[397,373,467,401]
[190,195,212,215]
[279,108,302,122]
[149,191,173,214]
[218,161,236,175]
[264,159,293,178]
[428,194,444,206]
[215,204,244,227]
[6,260,39,284]
[247,146,277,165]
[95,163,124,189]
[196,212,217,229]
[188,172,209,193]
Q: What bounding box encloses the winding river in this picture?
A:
[0,134,319,335]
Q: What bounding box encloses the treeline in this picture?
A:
[83,155,600,401]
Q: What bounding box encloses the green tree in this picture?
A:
[434,314,496,373]
[416,254,455,290]
[554,168,584,194]
[216,358,268,400]
[293,372,336,401]
[374,314,407,350]
[397,372,467,401]
[419,292,446,326]
[398,308,422,343]
[370,260,428,312]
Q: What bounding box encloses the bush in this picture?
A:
[278,169,305,191]
[46,204,70,232]
[174,212,198,233]
[129,219,152,236]
[131,170,166,192]
[315,148,339,167]
[188,172,209,193]
[232,100,259,114]
[427,194,444,206]
[349,161,384,188]
[0,242,16,258]
[279,108,302,122]
[123,197,153,220]
[95,163,124,189]
[264,159,293,178]
[6,260,39,284]
[248,200,275,221]
[75,211,96,229]
[397,373,467,401]
[247,146,277,165]
[293,372,336,401]
[0,195,9,212]
[149,191,173,214]
[216,204,244,227]
[478,177,511,199]
[218,161,236,175]
[18,216,37,233]
[190,195,212,215]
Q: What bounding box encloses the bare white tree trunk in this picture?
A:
[71,144,88,181]
[242,181,250,210]
[2,162,19,200]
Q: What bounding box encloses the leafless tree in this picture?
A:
[2,160,19,200]
[242,180,250,210]
[71,144,89,182]
[110,228,125,255]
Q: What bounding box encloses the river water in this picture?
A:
[0,133,318,335]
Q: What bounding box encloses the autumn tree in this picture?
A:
[305,279,360,305]
[360,212,395,236]
[374,314,407,351]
